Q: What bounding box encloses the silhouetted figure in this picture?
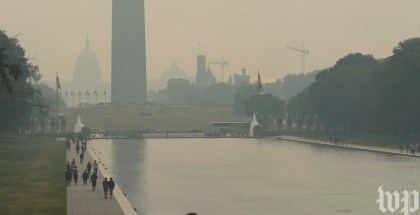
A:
[65,170,72,185]
[87,161,92,175]
[66,161,71,171]
[103,178,109,199]
[399,143,404,153]
[108,177,115,199]
[79,152,84,164]
[90,172,98,191]
[82,169,89,185]
[71,159,76,170]
[93,160,98,173]
[73,167,79,185]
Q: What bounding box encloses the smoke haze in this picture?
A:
[0,0,418,83]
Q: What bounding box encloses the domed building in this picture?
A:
[58,35,109,107]
[72,35,103,92]
[160,61,189,84]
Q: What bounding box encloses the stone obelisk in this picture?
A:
[112,0,147,106]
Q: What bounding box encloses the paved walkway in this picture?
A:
[66,141,137,215]
[278,135,420,158]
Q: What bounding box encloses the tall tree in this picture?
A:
[0,30,43,133]
[287,38,420,134]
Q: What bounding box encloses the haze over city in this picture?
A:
[1,0,419,83]
[5,0,420,214]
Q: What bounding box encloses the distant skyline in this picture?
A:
[1,0,420,84]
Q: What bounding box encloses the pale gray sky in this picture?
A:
[1,0,419,83]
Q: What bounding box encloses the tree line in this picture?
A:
[0,30,58,134]
[287,38,420,135]
[150,71,316,106]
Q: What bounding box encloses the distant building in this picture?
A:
[72,36,103,91]
[60,36,108,107]
[148,61,192,92]
[161,61,190,85]
[195,55,216,88]
[233,68,250,86]
[112,0,147,106]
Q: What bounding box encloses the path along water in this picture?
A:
[66,140,137,215]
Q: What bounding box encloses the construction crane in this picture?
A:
[286,44,310,73]
[208,56,228,82]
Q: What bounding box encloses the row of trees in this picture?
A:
[149,71,316,107]
[151,38,420,134]
[264,71,318,101]
[147,69,318,130]
[287,38,420,135]
[149,79,237,106]
[147,78,286,129]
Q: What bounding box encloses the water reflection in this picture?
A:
[91,138,420,215]
[93,139,148,214]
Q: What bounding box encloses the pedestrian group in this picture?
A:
[65,136,116,200]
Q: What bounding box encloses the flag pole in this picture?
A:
[56,72,59,133]
[257,70,261,96]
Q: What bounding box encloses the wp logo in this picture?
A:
[377,186,419,215]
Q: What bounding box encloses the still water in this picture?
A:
[90,138,420,215]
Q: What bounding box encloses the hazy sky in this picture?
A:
[1,0,419,84]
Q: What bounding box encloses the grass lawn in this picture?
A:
[61,106,250,133]
[0,137,66,215]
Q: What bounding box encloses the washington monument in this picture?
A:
[112,0,147,106]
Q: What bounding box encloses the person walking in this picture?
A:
[73,167,79,185]
[65,169,72,186]
[93,160,98,173]
[87,161,92,175]
[82,169,89,185]
[76,141,80,154]
[71,159,76,170]
[79,152,84,164]
[108,177,115,199]
[66,161,71,171]
[102,178,109,199]
[90,172,98,191]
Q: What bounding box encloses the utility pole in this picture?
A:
[71,91,75,107]
[56,72,61,134]
[104,90,107,105]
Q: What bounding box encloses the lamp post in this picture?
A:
[85,90,90,106]
[71,91,75,107]
[78,90,82,106]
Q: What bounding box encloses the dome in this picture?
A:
[73,35,102,79]
[160,61,189,82]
